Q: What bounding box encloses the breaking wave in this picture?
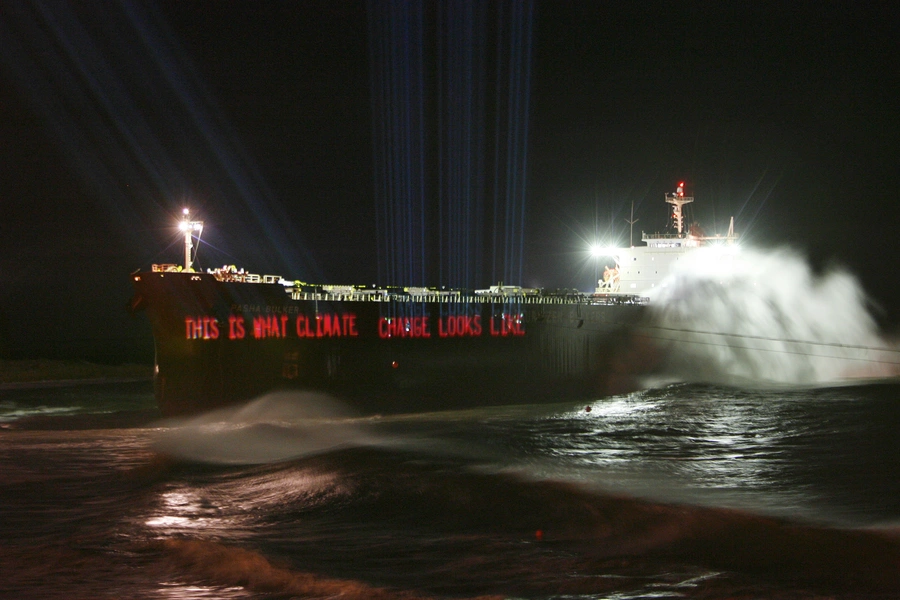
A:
[153,538,461,600]
[145,457,900,596]
[645,247,900,387]
[152,391,378,464]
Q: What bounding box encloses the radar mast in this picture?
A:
[665,182,693,234]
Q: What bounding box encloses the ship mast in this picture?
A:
[179,208,204,272]
[624,201,638,247]
[665,182,693,235]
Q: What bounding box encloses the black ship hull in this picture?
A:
[130,270,648,416]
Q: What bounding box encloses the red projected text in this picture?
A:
[187,312,359,341]
[185,316,219,340]
[184,310,524,341]
[438,315,481,337]
[490,314,525,336]
[228,315,246,339]
[378,316,431,339]
[253,314,290,339]
[296,313,359,338]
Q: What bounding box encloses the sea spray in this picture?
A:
[152,391,375,464]
[645,247,899,386]
[151,390,481,465]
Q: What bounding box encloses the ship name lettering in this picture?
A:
[230,304,262,313]
[267,305,298,314]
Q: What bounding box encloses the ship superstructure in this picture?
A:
[597,183,737,296]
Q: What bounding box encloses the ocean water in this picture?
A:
[1,379,898,599]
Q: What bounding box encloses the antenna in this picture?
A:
[624,201,639,246]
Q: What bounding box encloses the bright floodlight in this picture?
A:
[178,220,190,231]
[590,244,616,257]
[182,207,189,215]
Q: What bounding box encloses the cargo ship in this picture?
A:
[130,186,723,416]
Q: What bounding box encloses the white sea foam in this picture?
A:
[645,246,900,387]
[152,391,375,464]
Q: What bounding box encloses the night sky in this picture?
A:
[1,1,898,363]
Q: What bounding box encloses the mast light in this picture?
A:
[179,208,204,272]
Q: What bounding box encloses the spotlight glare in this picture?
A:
[590,244,617,258]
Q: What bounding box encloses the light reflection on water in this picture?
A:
[1,381,898,598]
[439,384,899,527]
[141,463,352,543]
[155,583,253,600]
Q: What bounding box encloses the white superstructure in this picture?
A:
[597,183,737,296]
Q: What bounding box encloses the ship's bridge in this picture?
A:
[595,184,737,297]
